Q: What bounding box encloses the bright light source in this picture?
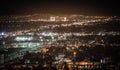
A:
[0,32,5,35]
[12,34,16,36]
[15,36,33,41]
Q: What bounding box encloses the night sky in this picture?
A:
[0,0,119,16]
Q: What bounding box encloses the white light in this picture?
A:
[50,16,55,21]
[48,33,51,36]
[12,34,16,36]
[39,36,42,39]
[15,37,33,41]
[1,32,5,35]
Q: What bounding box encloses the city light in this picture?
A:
[0,14,120,70]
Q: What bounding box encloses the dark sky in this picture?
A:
[0,0,119,16]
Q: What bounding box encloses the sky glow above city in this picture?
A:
[0,0,119,16]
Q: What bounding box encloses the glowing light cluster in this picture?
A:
[15,36,33,41]
[41,32,58,36]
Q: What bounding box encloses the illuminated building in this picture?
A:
[63,17,67,21]
[50,16,55,21]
